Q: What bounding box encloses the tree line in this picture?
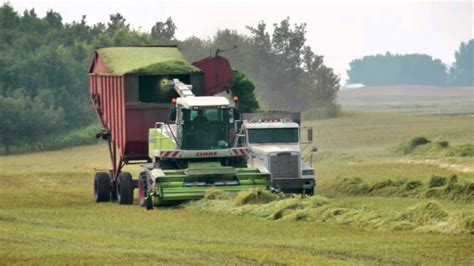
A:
[347,40,473,86]
[0,4,340,153]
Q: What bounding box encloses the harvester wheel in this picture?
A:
[117,172,134,205]
[138,174,148,207]
[94,172,111,202]
[146,197,153,210]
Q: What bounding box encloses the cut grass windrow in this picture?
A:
[323,174,474,202]
[186,189,474,235]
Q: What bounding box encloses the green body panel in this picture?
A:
[149,162,270,206]
[148,128,176,158]
[155,185,268,202]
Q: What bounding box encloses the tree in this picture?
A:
[231,71,259,112]
[0,4,19,29]
[43,10,62,28]
[246,18,339,112]
[0,4,153,154]
[178,36,211,62]
[0,90,64,153]
[347,53,447,86]
[449,39,474,86]
[151,17,176,42]
[107,13,129,35]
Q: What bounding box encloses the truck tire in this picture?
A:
[94,172,110,202]
[138,173,147,207]
[117,172,134,205]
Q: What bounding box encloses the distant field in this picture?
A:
[1,112,473,264]
[339,86,474,115]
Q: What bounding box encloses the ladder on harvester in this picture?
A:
[172,79,195,98]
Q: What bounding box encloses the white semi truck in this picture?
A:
[237,112,317,195]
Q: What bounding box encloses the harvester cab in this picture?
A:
[149,79,235,155]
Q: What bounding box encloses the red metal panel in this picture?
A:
[193,56,233,96]
[90,74,126,157]
[112,77,117,143]
[124,105,169,158]
[90,74,174,160]
[89,53,111,74]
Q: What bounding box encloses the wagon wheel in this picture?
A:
[94,172,111,202]
[116,172,134,205]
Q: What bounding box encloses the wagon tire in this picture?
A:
[94,172,111,202]
[117,172,134,205]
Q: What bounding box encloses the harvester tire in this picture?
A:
[117,172,134,205]
[146,197,153,210]
[94,172,111,202]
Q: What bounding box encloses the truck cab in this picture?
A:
[241,113,316,195]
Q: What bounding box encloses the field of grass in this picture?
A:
[1,111,473,264]
[338,86,474,115]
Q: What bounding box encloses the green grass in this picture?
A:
[308,112,474,154]
[187,192,473,234]
[1,111,474,264]
[0,169,473,265]
[98,47,199,75]
[394,136,474,157]
[338,86,474,115]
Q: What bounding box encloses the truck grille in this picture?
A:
[269,153,299,179]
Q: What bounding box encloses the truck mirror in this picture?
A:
[311,145,318,153]
[233,107,241,121]
[307,128,313,142]
[168,107,177,123]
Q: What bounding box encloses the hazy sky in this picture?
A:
[2,0,473,81]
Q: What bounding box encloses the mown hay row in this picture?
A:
[324,175,473,202]
[394,136,474,157]
[186,189,474,235]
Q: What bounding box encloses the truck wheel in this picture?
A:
[117,172,134,205]
[138,174,147,207]
[94,172,110,202]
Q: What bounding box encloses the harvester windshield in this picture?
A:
[180,108,230,150]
